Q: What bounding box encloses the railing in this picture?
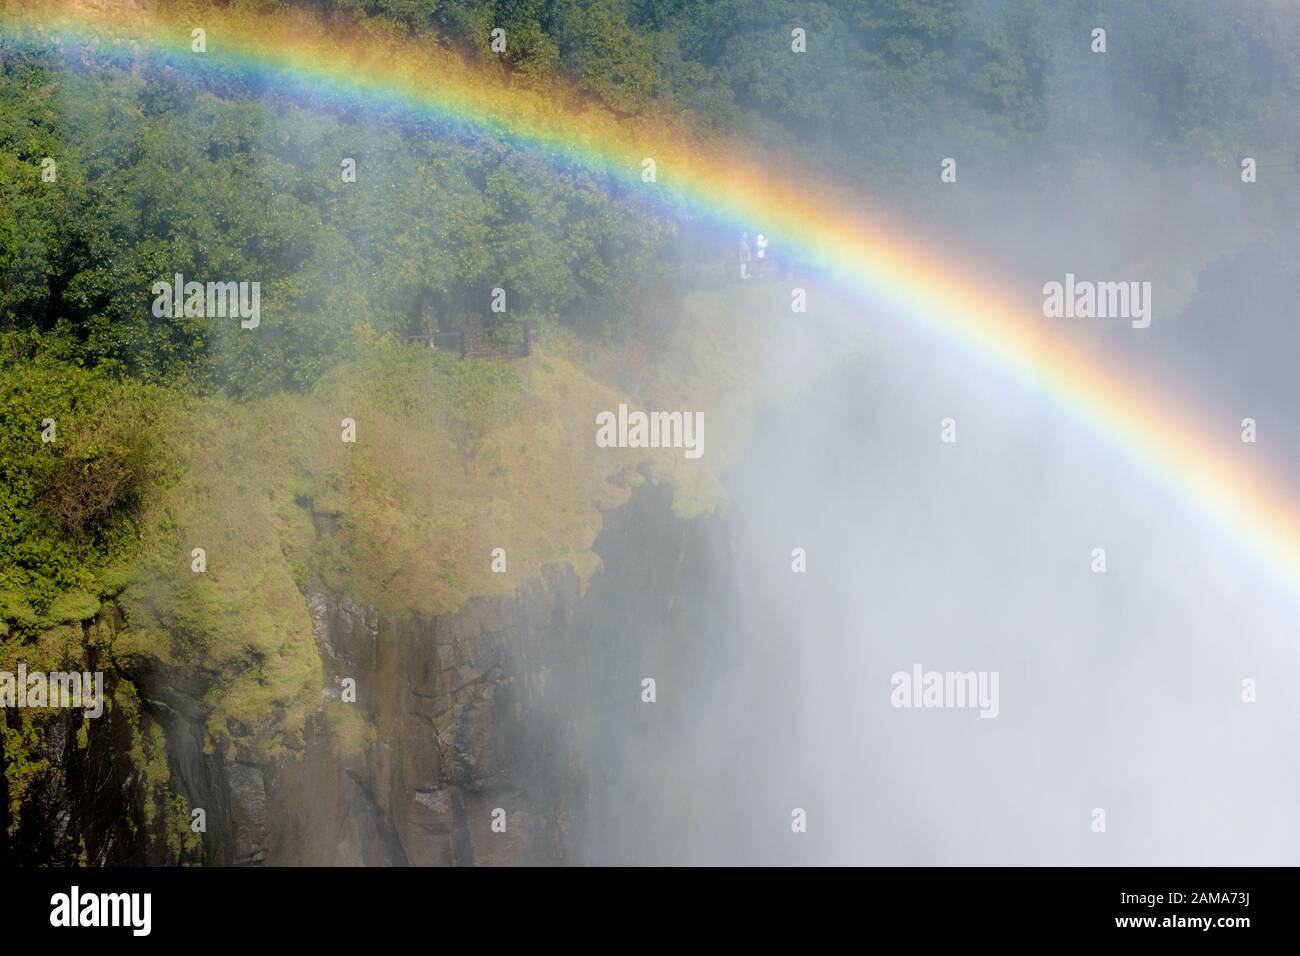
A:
[401,320,534,359]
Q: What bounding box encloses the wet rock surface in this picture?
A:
[3,480,734,866]
[269,479,732,864]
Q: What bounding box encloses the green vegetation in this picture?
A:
[0,340,179,635]
[313,0,1300,172]
[0,19,675,392]
[4,1,1298,389]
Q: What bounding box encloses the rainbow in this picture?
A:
[6,1,1300,599]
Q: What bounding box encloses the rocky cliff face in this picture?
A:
[268,567,586,866]
[260,476,734,865]
[2,478,734,865]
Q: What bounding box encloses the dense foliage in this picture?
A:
[310,0,1300,167]
[0,338,176,634]
[0,40,674,393]
[2,0,1298,391]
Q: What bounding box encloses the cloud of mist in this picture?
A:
[562,41,1300,863]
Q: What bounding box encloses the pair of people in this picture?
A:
[738,231,769,279]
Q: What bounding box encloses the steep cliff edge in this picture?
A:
[1,478,732,865]
[268,476,733,865]
[1,286,855,865]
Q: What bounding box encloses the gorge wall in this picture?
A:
[1,478,736,866]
